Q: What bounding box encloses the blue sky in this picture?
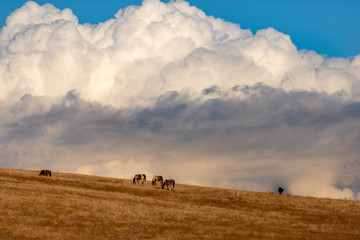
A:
[0,0,359,58]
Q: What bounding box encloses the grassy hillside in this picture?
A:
[0,168,359,239]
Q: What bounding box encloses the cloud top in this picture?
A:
[1,0,359,106]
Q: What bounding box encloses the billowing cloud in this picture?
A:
[0,0,360,200]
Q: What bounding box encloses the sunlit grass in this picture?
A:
[0,168,359,239]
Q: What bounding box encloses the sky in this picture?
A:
[0,0,360,200]
[1,0,359,58]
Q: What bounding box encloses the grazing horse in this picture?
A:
[162,179,175,190]
[152,175,163,186]
[133,174,146,185]
[278,187,284,195]
[39,170,52,177]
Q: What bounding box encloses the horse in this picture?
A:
[152,175,163,186]
[133,174,146,185]
[162,179,175,190]
[39,170,52,177]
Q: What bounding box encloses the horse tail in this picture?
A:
[173,180,175,188]
[49,170,52,177]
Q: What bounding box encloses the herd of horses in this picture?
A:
[39,170,284,193]
[133,174,175,190]
[39,170,175,190]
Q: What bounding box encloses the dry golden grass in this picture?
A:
[0,168,359,239]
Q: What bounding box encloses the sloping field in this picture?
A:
[0,168,359,239]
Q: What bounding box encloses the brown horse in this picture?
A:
[133,174,146,184]
[152,175,163,186]
[39,170,52,177]
[162,179,175,190]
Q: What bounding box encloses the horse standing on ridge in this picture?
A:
[162,179,175,190]
[152,175,163,186]
[39,170,52,177]
[133,174,146,185]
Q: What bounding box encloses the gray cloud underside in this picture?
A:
[1,86,360,199]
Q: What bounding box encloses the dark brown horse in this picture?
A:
[152,175,163,186]
[162,179,175,190]
[133,174,146,184]
[39,169,52,177]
